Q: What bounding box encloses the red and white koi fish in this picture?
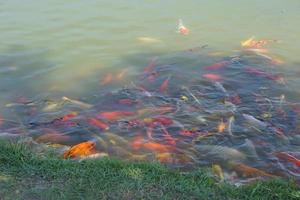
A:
[177,19,189,35]
[275,152,300,167]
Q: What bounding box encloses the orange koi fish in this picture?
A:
[101,73,113,85]
[159,77,170,93]
[218,119,226,133]
[97,111,135,121]
[178,19,189,35]
[131,135,144,150]
[204,61,231,70]
[88,118,109,130]
[143,142,172,153]
[63,141,97,159]
[202,73,222,81]
[232,163,275,178]
[61,112,77,122]
[275,152,300,167]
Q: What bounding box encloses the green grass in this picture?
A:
[0,140,299,200]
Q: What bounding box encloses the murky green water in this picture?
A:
[1,1,300,184]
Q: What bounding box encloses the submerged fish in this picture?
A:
[101,73,114,85]
[214,82,228,96]
[177,19,189,35]
[232,163,275,178]
[242,113,267,129]
[62,96,93,109]
[217,119,227,133]
[227,116,234,136]
[202,73,222,81]
[137,37,162,43]
[159,77,170,93]
[195,145,246,162]
[143,142,173,153]
[97,111,135,121]
[204,61,231,70]
[212,164,224,181]
[275,152,300,167]
[88,118,109,130]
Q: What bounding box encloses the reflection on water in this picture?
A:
[0,0,300,185]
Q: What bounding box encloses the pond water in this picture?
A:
[0,0,300,185]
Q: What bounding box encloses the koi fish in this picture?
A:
[202,73,222,81]
[0,115,3,127]
[118,99,135,106]
[179,129,197,137]
[159,77,170,93]
[153,105,174,114]
[160,124,176,146]
[156,152,173,163]
[35,132,71,144]
[97,111,135,121]
[88,118,109,130]
[131,135,144,150]
[101,73,113,85]
[61,112,77,122]
[146,122,155,140]
[214,82,228,95]
[195,145,246,162]
[232,163,275,178]
[177,19,189,35]
[245,67,285,84]
[242,113,267,128]
[218,119,226,133]
[212,164,224,181]
[143,142,172,153]
[227,116,234,136]
[204,61,231,70]
[62,96,93,109]
[146,116,173,126]
[63,141,97,159]
[116,69,128,80]
[143,58,156,73]
[137,37,161,44]
[241,37,278,48]
[228,95,242,105]
[275,152,300,167]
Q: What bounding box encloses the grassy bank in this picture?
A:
[0,140,299,200]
